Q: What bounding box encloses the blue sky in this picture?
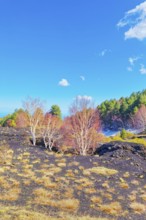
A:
[0,0,146,116]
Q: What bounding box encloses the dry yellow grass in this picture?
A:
[0,204,109,220]
[91,196,102,203]
[129,202,146,214]
[0,167,5,173]
[32,159,41,164]
[123,172,130,178]
[57,198,80,212]
[74,177,93,189]
[65,170,75,178]
[0,205,58,220]
[63,188,74,199]
[0,144,13,165]
[23,164,33,169]
[10,168,18,173]
[0,176,10,189]
[33,187,53,198]
[140,193,146,201]
[131,180,139,186]
[43,180,57,189]
[23,179,31,186]
[21,158,30,164]
[83,170,91,176]
[119,182,129,189]
[102,193,113,200]
[98,202,122,216]
[84,188,96,194]
[33,187,79,212]
[33,188,54,205]
[56,158,66,163]
[102,181,110,189]
[23,152,30,156]
[0,187,21,201]
[79,166,84,170]
[128,194,136,202]
[57,162,66,167]
[9,178,20,187]
[85,167,118,176]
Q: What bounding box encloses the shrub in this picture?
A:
[120,129,134,140]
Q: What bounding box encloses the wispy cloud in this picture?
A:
[58,79,70,87]
[99,49,111,57]
[80,75,85,81]
[139,64,146,74]
[77,95,93,101]
[127,66,133,72]
[117,1,146,40]
[128,56,140,66]
[127,56,141,71]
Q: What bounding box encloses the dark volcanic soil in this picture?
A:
[0,127,146,220]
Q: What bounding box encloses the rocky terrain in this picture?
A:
[0,128,146,220]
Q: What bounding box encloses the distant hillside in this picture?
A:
[98,89,146,130]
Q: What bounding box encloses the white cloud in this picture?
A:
[77,95,93,101]
[99,49,111,57]
[99,49,107,57]
[127,56,142,71]
[58,79,70,87]
[128,56,139,66]
[127,66,133,72]
[140,64,146,74]
[80,75,85,81]
[117,1,146,40]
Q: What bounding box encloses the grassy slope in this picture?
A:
[0,137,146,219]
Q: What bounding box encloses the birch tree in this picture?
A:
[41,113,62,150]
[68,96,100,155]
[23,97,44,146]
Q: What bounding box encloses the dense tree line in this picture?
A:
[98,89,146,130]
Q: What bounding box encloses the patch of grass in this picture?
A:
[43,179,57,189]
[0,187,21,201]
[9,178,20,187]
[102,193,113,200]
[83,170,91,176]
[140,193,146,201]
[65,170,75,178]
[23,179,31,186]
[128,194,137,202]
[102,181,110,189]
[84,188,96,194]
[91,196,102,204]
[57,198,80,212]
[0,204,110,220]
[57,162,66,167]
[119,182,129,189]
[127,138,146,146]
[0,167,5,173]
[85,167,118,176]
[0,205,58,220]
[63,188,74,199]
[0,144,13,164]
[129,202,146,214]
[32,159,41,164]
[131,180,139,186]
[0,176,10,188]
[123,172,130,178]
[33,188,54,205]
[98,202,122,216]
[23,152,30,156]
